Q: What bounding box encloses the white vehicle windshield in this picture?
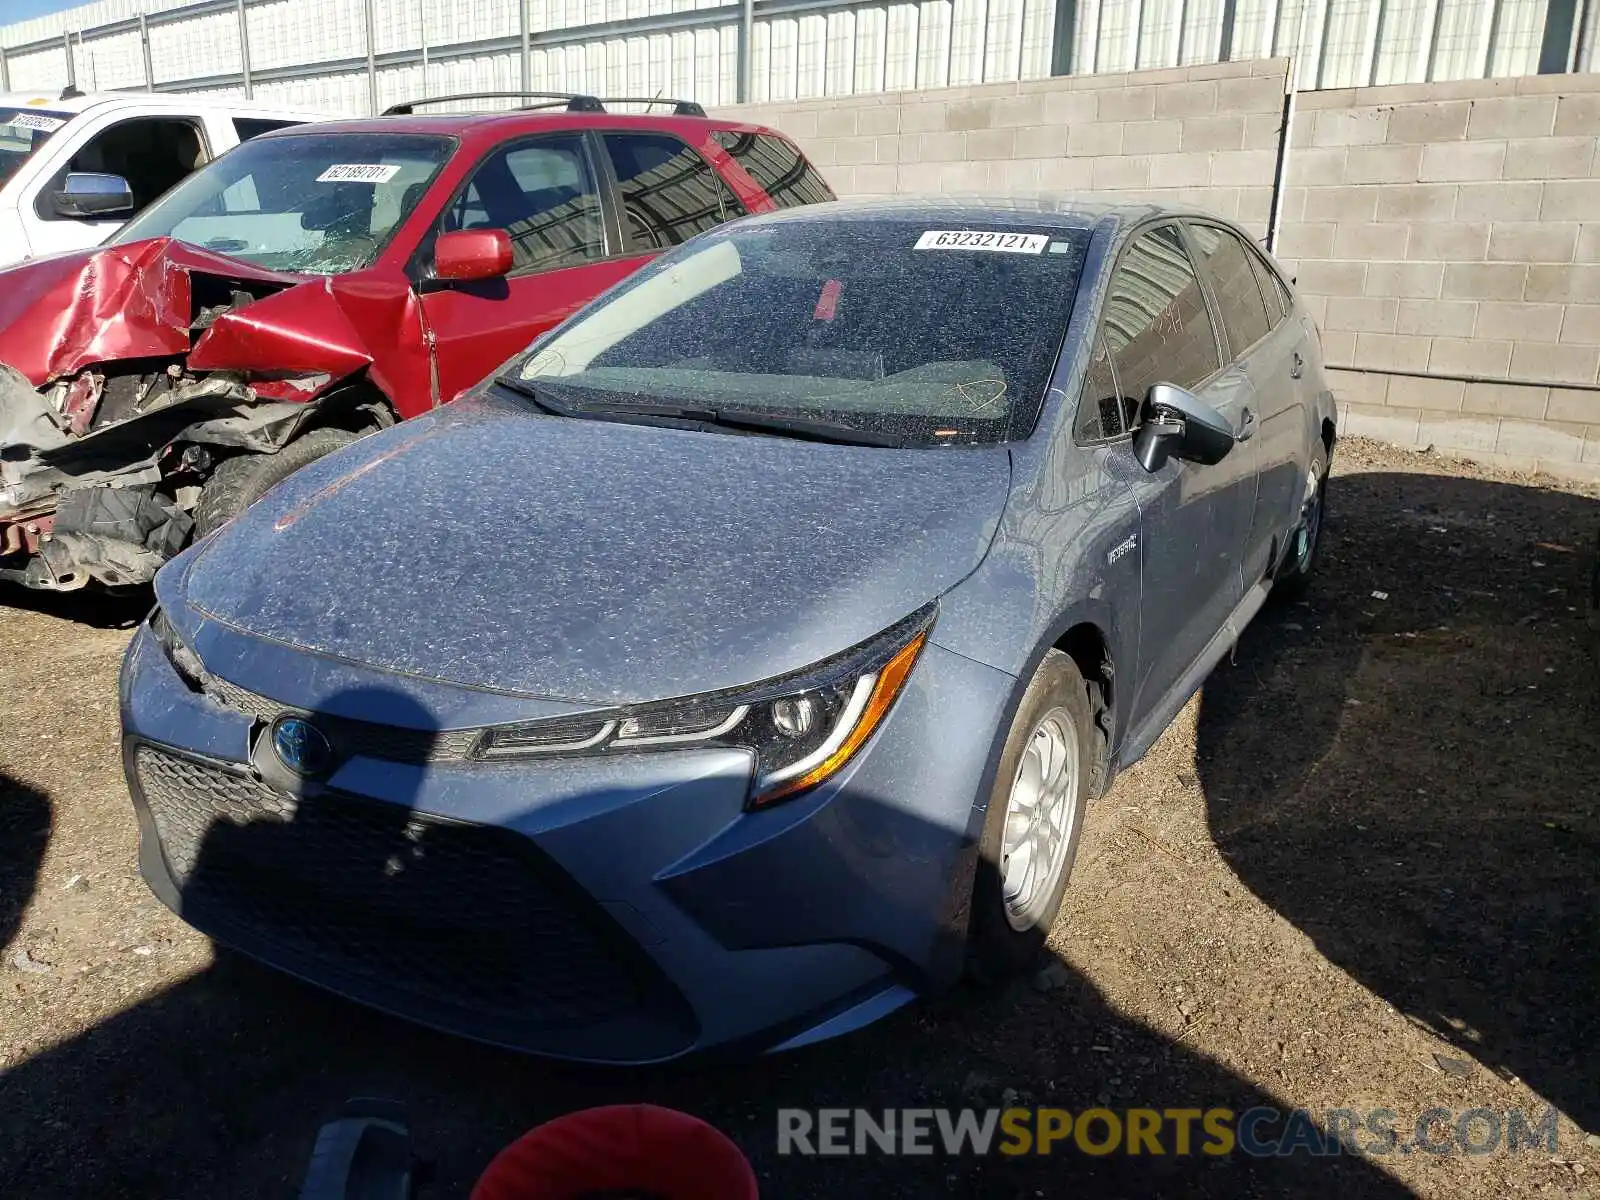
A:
[0,108,71,189]
[113,131,453,274]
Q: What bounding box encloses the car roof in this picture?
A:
[257,109,783,146]
[0,89,317,118]
[728,195,1210,238]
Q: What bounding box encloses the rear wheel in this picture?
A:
[969,650,1102,980]
[1273,445,1328,602]
[194,428,359,538]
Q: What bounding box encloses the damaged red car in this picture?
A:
[0,93,834,591]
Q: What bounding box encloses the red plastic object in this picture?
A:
[470,1105,759,1200]
[433,229,514,283]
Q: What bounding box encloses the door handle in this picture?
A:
[1237,407,1257,441]
[1290,351,1304,379]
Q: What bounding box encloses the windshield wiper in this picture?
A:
[493,379,907,447]
[493,373,580,417]
[558,399,907,448]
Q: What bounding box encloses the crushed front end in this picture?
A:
[0,238,389,591]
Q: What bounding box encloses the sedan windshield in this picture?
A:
[515,215,1091,446]
[0,108,71,189]
[112,131,453,274]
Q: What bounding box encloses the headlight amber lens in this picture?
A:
[472,607,935,807]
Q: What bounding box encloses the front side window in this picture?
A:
[445,135,604,274]
[43,116,207,220]
[604,133,727,250]
[711,130,835,209]
[0,107,71,190]
[514,216,1092,447]
[1075,336,1130,442]
[1102,225,1222,405]
[113,131,453,274]
[1187,222,1272,355]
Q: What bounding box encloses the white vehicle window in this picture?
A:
[0,107,71,190]
[112,131,453,274]
[38,116,207,220]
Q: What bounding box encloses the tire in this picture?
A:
[968,649,1105,981]
[194,428,359,538]
[1272,444,1328,603]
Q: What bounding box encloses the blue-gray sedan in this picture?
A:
[119,199,1336,1062]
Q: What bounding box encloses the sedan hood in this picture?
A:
[184,394,1011,705]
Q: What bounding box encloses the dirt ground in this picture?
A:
[1,436,1597,1199]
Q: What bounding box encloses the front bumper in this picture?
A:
[118,619,1016,1062]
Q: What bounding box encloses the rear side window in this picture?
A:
[1248,247,1286,325]
[1103,225,1222,402]
[603,133,727,251]
[1253,251,1293,324]
[233,118,302,141]
[1186,222,1272,356]
[711,130,835,209]
[445,135,604,274]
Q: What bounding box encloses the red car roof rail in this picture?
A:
[380,91,707,117]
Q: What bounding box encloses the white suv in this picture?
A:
[0,89,320,268]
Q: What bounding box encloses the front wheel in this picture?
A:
[194,428,360,538]
[968,650,1102,980]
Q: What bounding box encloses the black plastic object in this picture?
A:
[382,92,705,117]
[299,1098,416,1200]
[1133,382,1237,472]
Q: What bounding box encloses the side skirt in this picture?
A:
[1115,579,1272,770]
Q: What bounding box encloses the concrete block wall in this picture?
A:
[1277,74,1600,482]
[716,57,1291,240]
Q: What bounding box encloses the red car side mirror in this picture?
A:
[433,229,513,282]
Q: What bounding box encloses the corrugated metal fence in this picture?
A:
[2,0,1596,115]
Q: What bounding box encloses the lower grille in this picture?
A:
[133,745,650,1028]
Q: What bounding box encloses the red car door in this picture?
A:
[418,132,651,403]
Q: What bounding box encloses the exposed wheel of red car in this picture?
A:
[968,649,1105,981]
[194,428,360,538]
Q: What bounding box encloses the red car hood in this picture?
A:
[0,237,384,386]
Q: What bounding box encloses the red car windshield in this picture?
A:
[113,131,454,275]
[0,108,71,189]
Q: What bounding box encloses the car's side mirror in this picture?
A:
[432,229,513,283]
[51,172,135,219]
[1132,382,1237,473]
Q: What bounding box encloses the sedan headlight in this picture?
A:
[475,606,934,808]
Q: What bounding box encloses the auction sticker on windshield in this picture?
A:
[6,113,66,133]
[316,163,402,184]
[914,230,1048,254]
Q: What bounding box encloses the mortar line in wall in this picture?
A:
[1325,363,1600,394]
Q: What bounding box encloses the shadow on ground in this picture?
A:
[8,464,1592,1198]
[1199,467,1600,1133]
[0,584,151,630]
[1,711,1409,1199]
[0,772,50,955]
